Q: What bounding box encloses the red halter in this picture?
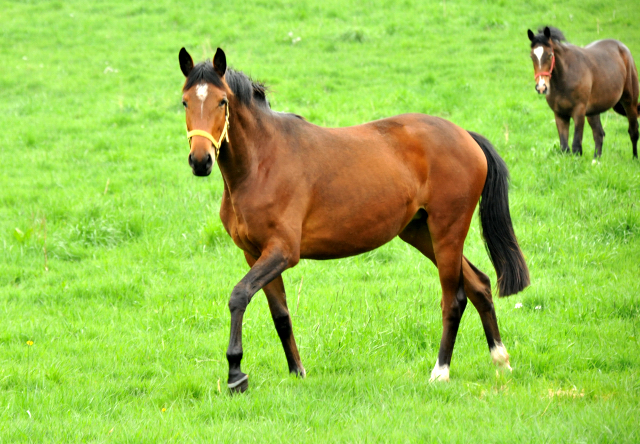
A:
[535,52,555,80]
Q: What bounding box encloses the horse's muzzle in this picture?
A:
[189,152,213,176]
[535,84,548,95]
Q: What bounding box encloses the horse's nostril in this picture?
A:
[205,153,212,167]
[188,153,194,167]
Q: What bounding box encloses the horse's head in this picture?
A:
[527,27,556,95]
[179,47,230,176]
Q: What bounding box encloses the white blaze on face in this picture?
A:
[533,46,544,68]
[429,359,450,382]
[196,83,208,101]
[196,83,208,117]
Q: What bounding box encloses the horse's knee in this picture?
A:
[471,288,494,313]
[229,283,251,314]
[476,270,491,288]
[464,279,494,313]
[464,262,493,305]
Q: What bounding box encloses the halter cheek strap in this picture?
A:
[186,104,230,160]
[535,52,555,80]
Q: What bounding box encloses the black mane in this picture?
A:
[183,60,269,108]
[530,26,568,47]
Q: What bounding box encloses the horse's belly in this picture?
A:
[299,201,414,260]
[299,229,397,260]
[586,91,623,115]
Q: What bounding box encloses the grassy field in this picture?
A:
[1,0,639,442]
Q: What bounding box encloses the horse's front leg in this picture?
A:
[243,252,305,378]
[226,243,298,393]
[554,113,570,153]
[571,108,586,155]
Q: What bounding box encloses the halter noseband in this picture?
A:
[534,51,555,80]
[186,103,230,160]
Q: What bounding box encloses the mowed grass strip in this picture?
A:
[1,0,639,442]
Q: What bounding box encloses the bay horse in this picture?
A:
[178,47,530,392]
[527,26,639,158]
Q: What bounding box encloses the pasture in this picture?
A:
[1,0,639,441]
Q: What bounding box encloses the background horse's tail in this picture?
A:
[468,131,530,297]
[613,101,640,116]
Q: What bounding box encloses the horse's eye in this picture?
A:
[219,99,227,107]
[182,101,187,108]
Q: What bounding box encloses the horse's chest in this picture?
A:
[548,95,576,117]
[219,192,261,257]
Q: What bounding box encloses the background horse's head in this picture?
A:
[527,26,565,95]
[179,47,230,176]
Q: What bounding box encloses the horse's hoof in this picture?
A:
[491,343,512,372]
[429,362,450,382]
[291,367,306,378]
[228,374,248,393]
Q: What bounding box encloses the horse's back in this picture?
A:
[563,40,637,114]
[296,113,487,259]
[331,113,487,198]
[582,39,636,75]
[358,113,486,169]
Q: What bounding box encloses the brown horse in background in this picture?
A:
[178,47,530,392]
[528,26,639,158]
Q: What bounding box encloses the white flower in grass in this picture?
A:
[287,32,301,44]
[515,302,523,309]
[535,305,542,310]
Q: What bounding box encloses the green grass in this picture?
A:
[1,0,640,442]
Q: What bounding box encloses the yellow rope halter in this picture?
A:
[186,103,230,160]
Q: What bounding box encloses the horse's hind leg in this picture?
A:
[619,67,639,158]
[587,114,605,158]
[462,258,511,372]
[400,217,511,380]
[621,102,639,159]
[400,216,471,382]
[244,253,305,377]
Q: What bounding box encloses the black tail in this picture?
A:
[468,131,530,297]
[613,101,640,116]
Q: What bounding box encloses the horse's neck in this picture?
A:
[216,101,272,191]
[550,44,570,84]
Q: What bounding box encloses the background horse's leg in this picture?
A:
[587,114,605,158]
[621,101,639,158]
[571,107,587,155]
[554,113,571,153]
[461,258,511,372]
[244,252,306,378]
[399,217,467,382]
[226,246,293,392]
[618,69,639,158]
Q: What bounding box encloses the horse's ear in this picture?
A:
[213,48,227,77]
[179,47,194,78]
[527,29,535,41]
[544,27,551,39]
